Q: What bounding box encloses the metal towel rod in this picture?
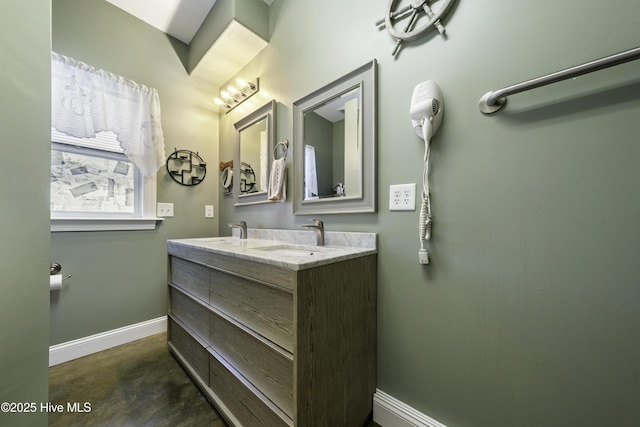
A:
[479,46,640,114]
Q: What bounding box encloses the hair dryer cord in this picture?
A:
[419,138,432,250]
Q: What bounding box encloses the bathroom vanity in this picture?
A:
[166,230,377,426]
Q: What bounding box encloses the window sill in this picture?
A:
[51,217,164,232]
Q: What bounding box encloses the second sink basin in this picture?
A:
[251,244,334,257]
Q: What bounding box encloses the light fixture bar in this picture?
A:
[213,77,260,114]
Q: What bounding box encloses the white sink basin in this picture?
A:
[251,244,333,257]
[199,238,244,245]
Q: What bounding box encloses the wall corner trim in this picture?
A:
[49,316,167,367]
[373,389,448,427]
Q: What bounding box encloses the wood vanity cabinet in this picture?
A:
[167,242,376,427]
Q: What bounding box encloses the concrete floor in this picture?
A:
[49,332,381,426]
[49,333,225,426]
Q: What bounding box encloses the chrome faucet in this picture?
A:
[228,221,247,239]
[303,219,324,246]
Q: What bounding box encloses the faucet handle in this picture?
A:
[228,221,248,239]
[311,219,323,227]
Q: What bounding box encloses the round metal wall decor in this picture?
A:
[377,0,456,57]
[166,149,207,186]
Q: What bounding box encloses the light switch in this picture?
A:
[157,202,174,217]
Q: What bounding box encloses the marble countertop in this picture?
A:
[168,229,376,271]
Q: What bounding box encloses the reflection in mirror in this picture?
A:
[233,100,277,206]
[303,87,361,200]
[239,119,265,194]
[239,161,257,193]
[293,60,377,215]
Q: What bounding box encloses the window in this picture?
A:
[50,52,164,231]
[50,131,158,231]
[52,145,137,214]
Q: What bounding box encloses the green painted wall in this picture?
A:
[0,2,51,426]
[50,0,219,345]
[218,1,640,426]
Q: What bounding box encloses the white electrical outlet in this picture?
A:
[389,183,416,211]
[157,202,174,217]
[205,205,214,218]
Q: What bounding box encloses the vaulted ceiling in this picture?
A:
[104,0,274,44]
[104,0,275,86]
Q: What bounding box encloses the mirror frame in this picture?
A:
[293,59,377,215]
[233,99,277,206]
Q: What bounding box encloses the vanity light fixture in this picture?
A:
[213,77,260,113]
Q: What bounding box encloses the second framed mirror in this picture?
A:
[293,60,377,215]
[233,100,277,206]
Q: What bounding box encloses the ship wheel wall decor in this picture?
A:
[166,149,207,186]
[377,0,456,57]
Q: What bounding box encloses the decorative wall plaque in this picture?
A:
[166,149,207,186]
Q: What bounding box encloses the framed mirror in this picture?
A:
[293,60,377,215]
[233,100,276,206]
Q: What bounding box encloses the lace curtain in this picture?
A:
[51,52,165,177]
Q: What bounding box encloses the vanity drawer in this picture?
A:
[210,310,293,418]
[170,286,209,345]
[209,351,292,427]
[170,257,209,303]
[168,317,209,384]
[209,268,294,353]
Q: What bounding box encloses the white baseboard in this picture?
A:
[49,316,167,367]
[373,389,447,427]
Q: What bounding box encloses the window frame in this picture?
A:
[50,135,160,232]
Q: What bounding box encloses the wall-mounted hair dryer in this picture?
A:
[410,80,443,265]
[410,80,443,149]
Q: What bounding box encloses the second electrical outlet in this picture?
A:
[389,183,416,211]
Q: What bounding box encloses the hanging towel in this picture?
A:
[304,144,319,199]
[268,158,287,201]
